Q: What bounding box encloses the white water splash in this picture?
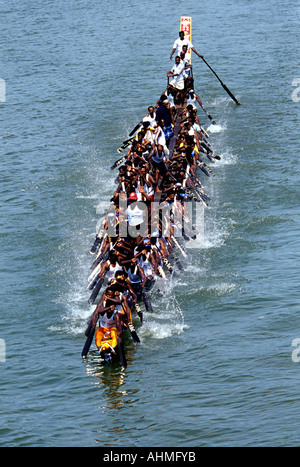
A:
[207,123,224,133]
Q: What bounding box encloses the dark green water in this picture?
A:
[1,0,300,447]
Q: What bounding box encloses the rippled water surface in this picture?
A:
[1,0,300,447]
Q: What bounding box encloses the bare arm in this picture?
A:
[170,48,176,60]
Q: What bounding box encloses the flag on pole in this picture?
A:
[180,16,192,63]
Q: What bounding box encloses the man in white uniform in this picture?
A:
[167,56,186,106]
[167,56,185,91]
[170,30,203,61]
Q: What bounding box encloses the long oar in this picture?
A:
[111,154,127,169]
[88,277,104,304]
[128,121,143,137]
[117,338,127,367]
[172,236,187,258]
[128,322,140,344]
[199,103,217,125]
[169,249,184,272]
[82,326,95,358]
[117,138,134,154]
[141,287,153,313]
[199,56,241,106]
[134,302,144,323]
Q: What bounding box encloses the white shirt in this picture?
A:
[106,261,123,281]
[173,37,193,54]
[126,204,145,226]
[171,62,185,83]
[154,126,166,147]
[144,127,155,144]
[164,91,175,108]
[143,113,156,128]
[182,52,191,64]
[187,95,197,109]
[100,306,116,329]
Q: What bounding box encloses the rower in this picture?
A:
[99,250,124,284]
[112,269,138,306]
[125,257,146,296]
[91,290,122,352]
[186,89,202,109]
[135,166,155,204]
[134,239,158,285]
[108,287,132,329]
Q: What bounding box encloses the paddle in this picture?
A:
[201,141,221,161]
[85,314,93,337]
[117,139,133,154]
[199,56,241,106]
[169,249,184,272]
[128,121,143,137]
[197,160,213,177]
[88,277,104,305]
[199,103,217,125]
[128,322,140,344]
[199,144,221,162]
[90,235,102,255]
[111,154,127,170]
[172,236,187,258]
[117,338,127,367]
[141,287,153,313]
[162,257,173,274]
[81,326,95,358]
[134,302,144,323]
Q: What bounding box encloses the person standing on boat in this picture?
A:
[180,44,193,88]
[170,30,203,61]
[167,56,185,106]
[153,120,170,156]
[155,99,174,139]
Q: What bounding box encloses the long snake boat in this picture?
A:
[81,17,239,366]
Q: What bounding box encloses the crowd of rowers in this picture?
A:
[87,51,216,353]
